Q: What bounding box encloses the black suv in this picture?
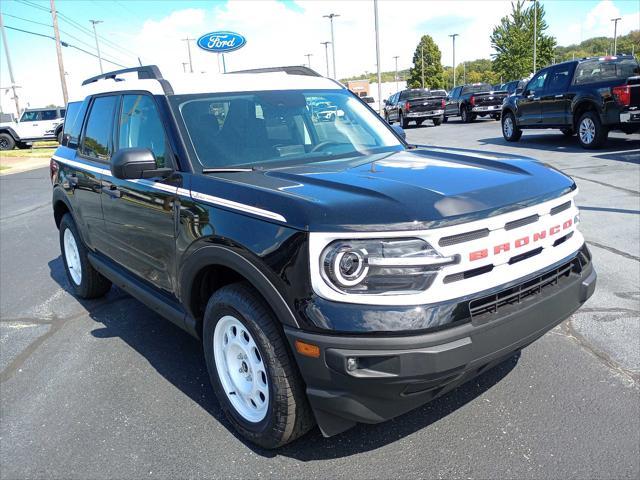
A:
[501,55,640,148]
[51,65,595,448]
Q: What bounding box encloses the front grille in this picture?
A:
[550,201,571,216]
[505,214,540,231]
[468,259,579,321]
[439,228,489,247]
[443,264,494,284]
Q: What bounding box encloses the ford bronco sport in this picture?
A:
[51,65,596,448]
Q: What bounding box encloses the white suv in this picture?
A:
[0,107,66,150]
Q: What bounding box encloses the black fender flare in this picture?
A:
[571,98,601,128]
[0,126,20,141]
[51,186,88,243]
[179,244,300,329]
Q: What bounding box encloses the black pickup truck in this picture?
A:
[384,88,446,127]
[502,55,640,149]
[444,83,508,123]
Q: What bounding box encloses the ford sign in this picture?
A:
[197,31,246,53]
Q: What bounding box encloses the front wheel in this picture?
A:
[502,112,522,142]
[432,117,442,126]
[203,283,314,449]
[577,111,608,149]
[0,133,15,150]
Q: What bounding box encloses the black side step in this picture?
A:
[88,252,198,338]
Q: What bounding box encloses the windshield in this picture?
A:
[171,89,403,169]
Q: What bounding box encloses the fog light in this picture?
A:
[346,357,358,371]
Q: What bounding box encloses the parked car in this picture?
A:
[501,55,640,149]
[0,107,65,150]
[384,88,446,127]
[51,65,595,448]
[502,79,527,96]
[444,83,507,123]
[311,101,338,122]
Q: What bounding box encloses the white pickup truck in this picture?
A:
[0,107,66,150]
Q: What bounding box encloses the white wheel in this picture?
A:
[213,315,269,423]
[579,117,595,145]
[63,228,82,285]
[503,116,513,137]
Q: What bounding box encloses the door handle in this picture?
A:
[102,185,121,199]
[554,94,564,98]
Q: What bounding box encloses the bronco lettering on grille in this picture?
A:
[469,218,573,262]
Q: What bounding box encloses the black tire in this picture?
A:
[492,114,501,121]
[442,116,448,123]
[560,128,574,137]
[203,283,314,449]
[501,111,522,142]
[16,142,31,150]
[0,133,15,150]
[399,111,408,128]
[384,112,391,124]
[415,119,424,126]
[432,117,442,126]
[59,213,111,299]
[57,130,63,144]
[576,111,608,149]
[461,106,472,123]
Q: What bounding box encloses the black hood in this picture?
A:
[190,147,576,232]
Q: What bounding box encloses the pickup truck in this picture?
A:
[51,65,595,448]
[0,107,65,150]
[502,55,640,148]
[384,88,446,127]
[444,83,508,123]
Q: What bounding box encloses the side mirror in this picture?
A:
[391,124,406,140]
[515,87,524,95]
[111,148,172,180]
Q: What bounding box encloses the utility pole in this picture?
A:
[611,17,621,55]
[305,53,313,69]
[393,55,399,91]
[50,0,68,105]
[0,12,20,116]
[374,0,382,114]
[89,20,104,73]
[463,61,466,84]
[323,13,339,78]
[421,43,425,89]
[530,0,537,73]
[449,33,458,88]
[181,37,194,73]
[320,41,331,77]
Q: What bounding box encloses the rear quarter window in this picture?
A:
[63,101,88,149]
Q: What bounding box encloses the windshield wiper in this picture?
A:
[202,167,257,173]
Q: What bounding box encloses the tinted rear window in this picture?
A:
[574,58,640,85]
[41,110,58,120]
[80,96,118,161]
[462,84,492,94]
[63,101,87,149]
[403,89,429,99]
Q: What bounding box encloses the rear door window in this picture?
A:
[547,65,574,91]
[79,96,118,161]
[41,110,58,121]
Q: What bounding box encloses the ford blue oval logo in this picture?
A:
[197,31,246,53]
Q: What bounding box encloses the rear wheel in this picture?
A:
[203,283,314,449]
[415,119,424,127]
[57,130,63,144]
[432,117,442,126]
[0,133,15,150]
[59,213,111,298]
[461,107,472,123]
[577,111,608,149]
[399,111,408,128]
[502,111,522,142]
[442,116,448,123]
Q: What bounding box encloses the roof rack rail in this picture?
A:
[228,65,322,77]
[81,65,173,95]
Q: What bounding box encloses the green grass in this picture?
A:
[0,142,57,158]
[0,165,9,171]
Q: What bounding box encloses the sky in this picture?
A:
[0,0,639,113]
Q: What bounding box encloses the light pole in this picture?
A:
[611,17,621,55]
[89,20,104,74]
[181,38,194,73]
[374,0,383,114]
[0,12,20,116]
[323,13,339,78]
[529,0,537,73]
[449,33,458,88]
[321,41,331,77]
[181,62,189,73]
[305,53,313,69]
[393,55,399,91]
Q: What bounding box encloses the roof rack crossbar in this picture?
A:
[228,66,322,77]
[81,65,173,95]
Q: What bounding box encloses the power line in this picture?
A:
[15,0,51,13]
[2,11,51,28]
[3,24,127,68]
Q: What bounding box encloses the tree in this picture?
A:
[407,35,445,89]
[490,0,556,81]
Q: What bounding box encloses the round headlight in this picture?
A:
[323,246,369,288]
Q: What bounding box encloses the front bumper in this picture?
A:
[406,109,444,118]
[285,250,596,437]
[472,104,501,113]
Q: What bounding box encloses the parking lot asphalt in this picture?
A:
[1,120,638,479]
